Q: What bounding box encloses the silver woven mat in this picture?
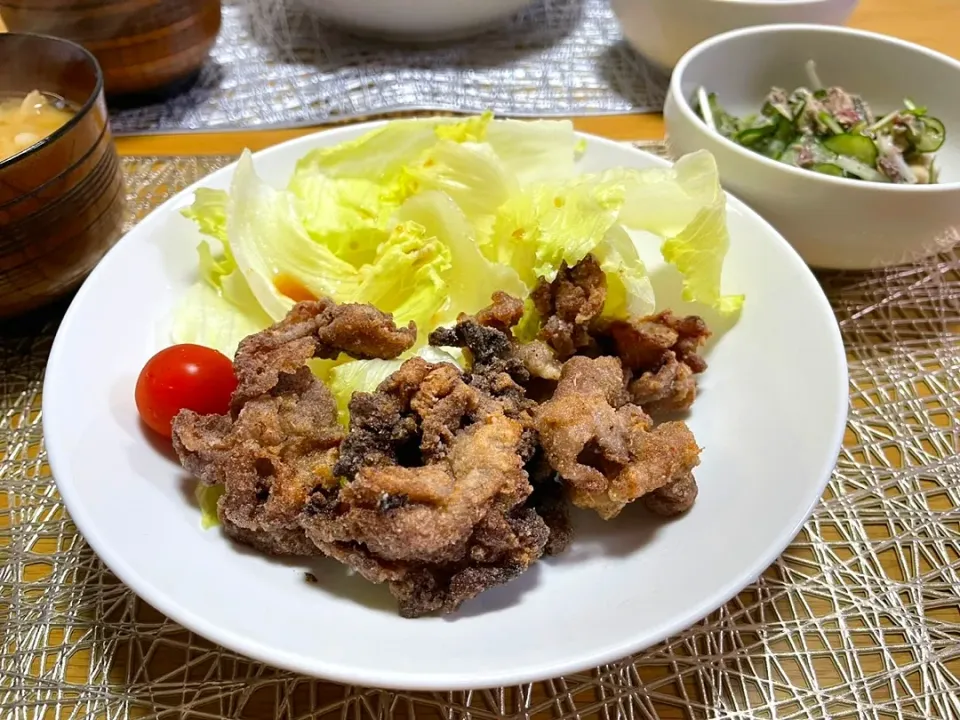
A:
[107,0,664,135]
[2,145,960,718]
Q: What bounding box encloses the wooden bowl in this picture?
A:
[0,0,222,98]
[0,33,125,318]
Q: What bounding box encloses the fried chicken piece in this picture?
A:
[602,311,711,414]
[173,366,342,555]
[431,296,573,556]
[304,359,548,617]
[525,451,573,556]
[529,255,711,414]
[312,411,531,563]
[530,255,606,359]
[428,310,534,425]
[231,299,416,410]
[627,352,697,414]
[535,356,702,519]
[319,504,548,618]
[172,299,416,556]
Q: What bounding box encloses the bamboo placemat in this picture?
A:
[1,146,959,719]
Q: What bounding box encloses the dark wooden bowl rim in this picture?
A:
[0,32,105,172]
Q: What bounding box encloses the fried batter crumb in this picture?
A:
[231,299,416,410]
[644,472,699,517]
[602,311,711,414]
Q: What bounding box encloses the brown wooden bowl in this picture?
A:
[0,0,222,98]
[0,33,125,318]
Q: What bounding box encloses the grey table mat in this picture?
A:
[108,0,665,135]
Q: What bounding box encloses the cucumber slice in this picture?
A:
[823,133,879,165]
[913,116,945,153]
[811,163,845,177]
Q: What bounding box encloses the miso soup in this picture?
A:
[0,90,75,163]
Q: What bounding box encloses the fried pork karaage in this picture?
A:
[305,356,549,617]
[534,356,701,520]
[170,254,714,617]
[530,255,711,415]
[173,297,551,618]
[172,299,416,556]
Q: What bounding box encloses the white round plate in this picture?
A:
[43,123,848,691]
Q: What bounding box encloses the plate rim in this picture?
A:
[42,121,850,690]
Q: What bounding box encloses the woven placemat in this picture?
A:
[2,145,959,719]
[107,0,664,135]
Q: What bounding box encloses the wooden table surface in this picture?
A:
[1,1,957,717]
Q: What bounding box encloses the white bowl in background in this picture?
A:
[294,0,534,41]
[664,24,960,269]
[611,0,859,70]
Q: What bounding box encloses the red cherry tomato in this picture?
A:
[135,344,237,438]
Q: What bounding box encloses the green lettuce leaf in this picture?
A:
[292,118,447,182]
[493,149,741,317]
[353,219,452,333]
[181,188,228,242]
[617,152,744,313]
[195,483,225,530]
[394,191,527,325]
[177,120,742,370]
[404,140,516,223]
[171,281,271,359]
[286,173,392,268]
[227,151,362,321]
[483,119,578,185]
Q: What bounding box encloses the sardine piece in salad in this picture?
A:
[696,61,946,185]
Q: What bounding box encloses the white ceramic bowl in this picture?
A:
[664,24,960,269]
[611,0,859,70]
[294,0,534,41]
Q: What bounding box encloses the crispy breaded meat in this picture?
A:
[602,311,711,414]
[643,472,699,517]
[172,299,416,557]
[535,356,702,520]
[170,260,714,618]
[530,255,606,359]
[309,357,548,617]
[472,290,524,334]
[428,307,535,432]
[531,254,711,414]
[231,299,416,410]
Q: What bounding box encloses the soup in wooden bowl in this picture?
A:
[0,33,125,318]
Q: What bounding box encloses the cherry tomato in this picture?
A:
[135,344,237,438]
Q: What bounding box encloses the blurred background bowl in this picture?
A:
[664,24,960,269]
[294,0,535,42]
[0,33,125,317]
[612,0,859,70]
[0,0,221,98]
